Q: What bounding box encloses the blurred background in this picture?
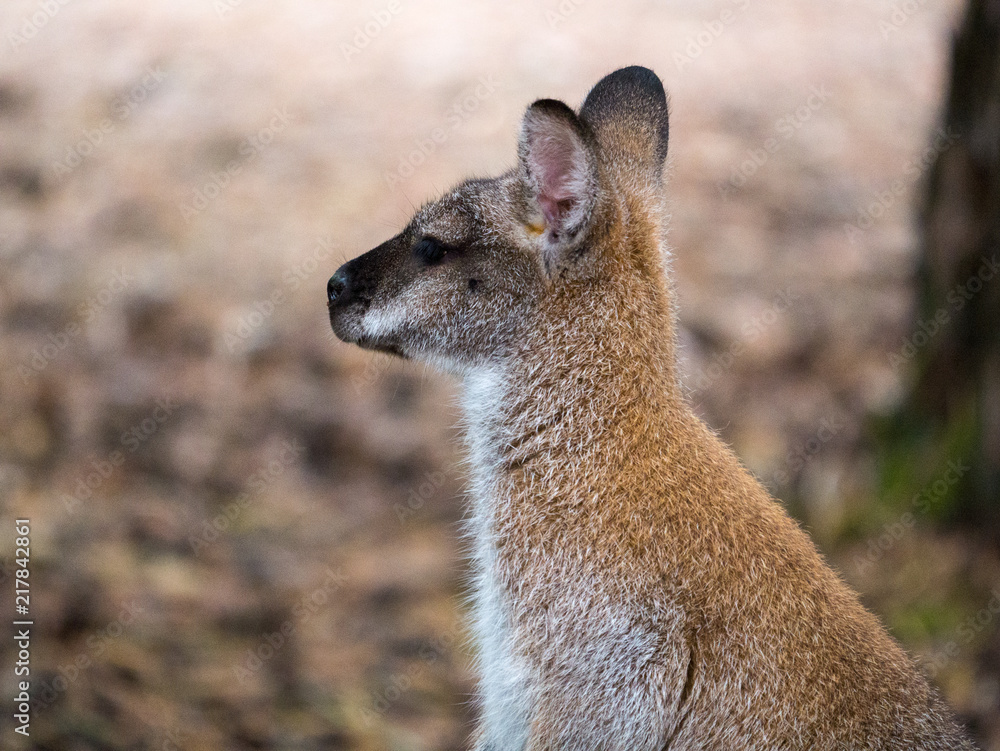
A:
[1,0,998,748]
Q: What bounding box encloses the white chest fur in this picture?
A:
[463,370,532,749]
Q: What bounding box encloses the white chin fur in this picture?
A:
[360,299,411,341]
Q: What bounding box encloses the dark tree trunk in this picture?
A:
[885,0,1000,533]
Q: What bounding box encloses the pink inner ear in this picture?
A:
[531,133,581,230]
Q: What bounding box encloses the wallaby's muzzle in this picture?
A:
[327,252,376,345]
[326,268,349,306]
[326,259,363,344]
[327,241,412,358]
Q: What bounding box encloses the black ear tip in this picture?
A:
[526,98,579,121]
[588,66,666,107]
[613,65,662,85]
[523,98,589,142]
[580,65,670,163]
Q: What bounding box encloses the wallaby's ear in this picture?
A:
[580,66,669,181]
[517,98,598,267]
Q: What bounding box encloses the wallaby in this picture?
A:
[328,67,975,750]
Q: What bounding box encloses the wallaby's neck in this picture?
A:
[462,275,681,500]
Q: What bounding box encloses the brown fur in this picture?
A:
[328,67,975,750]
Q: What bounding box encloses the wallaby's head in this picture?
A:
[328,66,673,375]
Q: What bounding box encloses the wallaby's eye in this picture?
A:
[412,237,451,265]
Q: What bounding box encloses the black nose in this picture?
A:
[327,268,348,305]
